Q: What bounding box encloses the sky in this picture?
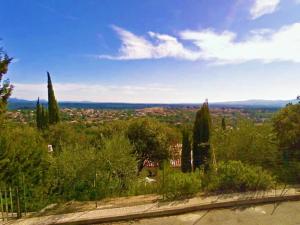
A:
[1,0,300,103]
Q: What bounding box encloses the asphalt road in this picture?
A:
[102,201,300,225]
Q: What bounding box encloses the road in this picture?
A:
[103,201,300,225]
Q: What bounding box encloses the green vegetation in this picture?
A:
[181,128,192,173]
[159,164,202,200]
[1,47,300,218]
[0,48,13,117]
[193,101,211,171]
[206,161,275,192]
[127,118,174,172]
[273,103,300,183]
[47,72,60,125]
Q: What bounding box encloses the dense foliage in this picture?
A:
[193,101,211,171]
[1,47,299,218]
[212,119,280,170]
[127,118,175,172]
[206,161,275,192]
[273,103,300,159]
[181,128,192,173]
[0,48,13,116]
[159,164,201,200]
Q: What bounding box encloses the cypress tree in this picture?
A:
[181,128,192,173]
[41,105,49,129]
[221,117,226,130]
[201,101,211,172]
[193,109,202,170]
[47,72,60,125]
[192,101,211,171]
[36,98,42,129]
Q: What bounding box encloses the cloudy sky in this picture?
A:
[1,0,300,103]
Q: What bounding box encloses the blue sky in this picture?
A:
[1,0,300,103]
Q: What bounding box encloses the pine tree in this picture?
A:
[192,101,211,171]
[221,117,226,130]
[36,98,42,129]
[181,128,192,173]
[47,72,60,125]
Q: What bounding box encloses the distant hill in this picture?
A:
[211,99,298,108]
[7,98,298,110]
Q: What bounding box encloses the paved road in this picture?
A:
[104,201,300,225]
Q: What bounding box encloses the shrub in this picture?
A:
[212,120,280,170]
[158,164,202,200]
[276,161,300,184]
[51,135,138,201]
[206,161,275,192]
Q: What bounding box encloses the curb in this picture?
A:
[52,194,300,225]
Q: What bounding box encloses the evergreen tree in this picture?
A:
[193,101,211,171]
[222,117,226,130]
[181,128,192,173]
[41,105,49,129]
[47,72,60,124]
[36,97,42,129]
[0,48,13,116]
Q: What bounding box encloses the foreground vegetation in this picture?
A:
[0,47,299,219]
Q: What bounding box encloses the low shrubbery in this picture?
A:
[129,160,277,200]
[206,161,276,192]
[158,164,202,200]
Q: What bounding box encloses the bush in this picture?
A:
[212,120,280,170]
[158,164,202,200]
[51,135,138,201]
[206,161,275,192]
[276,161,300,184]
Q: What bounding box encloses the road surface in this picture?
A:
[103,201,300,225]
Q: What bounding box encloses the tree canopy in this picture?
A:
[127,118,171,172]
[0,48,13,116]
[273,103,300,160]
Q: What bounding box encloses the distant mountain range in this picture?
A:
[7,98,298,110]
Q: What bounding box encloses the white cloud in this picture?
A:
[97,22,300,64]
[97,25,200,60]
[180,22,300,64]
[12,83,179,103]
[250,0,280,19]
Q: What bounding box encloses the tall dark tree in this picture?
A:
[36,97,42,129]
[0,48,13,116]
[221,117,226,130]
[41,105,49,129]
[47,72,60,125]
[193,101,211,171]
[181,128,192,173]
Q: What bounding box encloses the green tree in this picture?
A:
[221,117,226,130]
[127,118,170,172]
[51,135,137,200]
[41,105,49,130]
[0,48,13,117]
[0,124,50,214]
[193,101,211,171]
[273,103,300,161]
[181,128,192,173]
[47,72,60,125]
[212,119,279,170]
[36,98,42,129]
